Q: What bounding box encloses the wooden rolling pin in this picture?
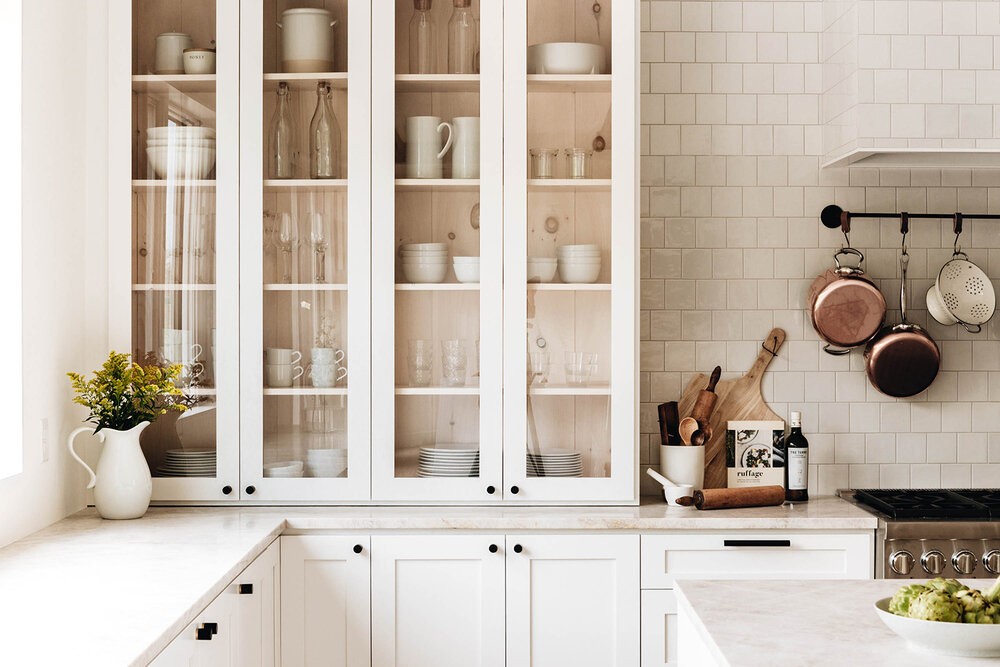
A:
[676,485,785,510]
[689,365,722,423]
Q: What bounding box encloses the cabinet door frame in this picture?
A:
[640,589,678,667]
[238,0,373,501]
[370,1,505,503]
[501,0,639,503]
[108,0,242,502]
[371,534,505,667]
[505,533,640,666]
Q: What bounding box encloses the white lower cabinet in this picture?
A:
[280,536,371,666]
[150,540,279,666]
[638,531,874,666]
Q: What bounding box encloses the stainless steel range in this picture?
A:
[840,489,1000,579]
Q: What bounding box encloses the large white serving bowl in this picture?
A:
[147,126,216,140]
[453,260,480,283]
[558,244,600,252]
[559,262,601,284]
[402,263,448,283]
[874,597,1000,658]
[527,42,606,75]
[146,146,216,179]
[401,242,448,251]
[527,258,558,283]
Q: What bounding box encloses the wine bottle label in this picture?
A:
[788,448,808,490]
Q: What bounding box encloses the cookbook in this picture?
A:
[726,420,785,488]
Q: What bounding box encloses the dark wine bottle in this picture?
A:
[785,411,809,502]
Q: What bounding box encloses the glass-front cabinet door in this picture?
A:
[371,0,503,501]
[503,0,637,502]
[110,0,240,500]
[239,0,371,501]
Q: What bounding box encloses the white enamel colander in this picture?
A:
[926,252,996,333]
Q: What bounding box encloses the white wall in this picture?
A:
[0,0,108,548]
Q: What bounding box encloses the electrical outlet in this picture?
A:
[40,418,49,463]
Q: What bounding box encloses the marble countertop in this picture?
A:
[0,497,875,665]
[675,578,1000,667]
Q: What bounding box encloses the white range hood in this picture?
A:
[822,0,1000,168]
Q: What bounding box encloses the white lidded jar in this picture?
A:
[279,8,338,73]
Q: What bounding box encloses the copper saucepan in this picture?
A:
[809,246,887,355]
[864,251,940,398]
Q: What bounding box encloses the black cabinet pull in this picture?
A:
[238,583,253,595]
[222,485,233,495]
[245,485,256,495]
[513,544,523,553]
[353,544,363,554]
[723,539,791,548]
[510,485,519,495]
[489,544,499,553]
[486,485,496,495]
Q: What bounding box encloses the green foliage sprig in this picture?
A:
[68,351,187,432]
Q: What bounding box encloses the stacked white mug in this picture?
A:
[265,348,303,387]
[309,347,347,388]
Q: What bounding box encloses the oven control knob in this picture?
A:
[953,550,977,576]
[921,550,946,575]
[985,550,1000,575]
[889,551,914,576]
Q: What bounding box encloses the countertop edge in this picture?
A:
[673,582,733,667]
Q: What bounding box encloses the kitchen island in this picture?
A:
[675,578,1000,666]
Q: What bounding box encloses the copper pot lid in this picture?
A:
[811,277,886,348]
[864,326,940,397]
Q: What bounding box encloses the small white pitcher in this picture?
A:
[68,422,153,520]
[406,116,454,178]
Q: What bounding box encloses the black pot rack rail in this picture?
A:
[821,204,1000,237]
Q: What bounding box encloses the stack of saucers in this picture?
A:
[263,460,304,478]
[418,444,480,477]
[527,449,583,477]
[157,449,217,477]
[306,448,348,478]
[401,243,448,283]
[146,126,217,180]
[557,244,602,283]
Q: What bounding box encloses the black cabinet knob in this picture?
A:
[510,485,519,495]
[486,485,496,494]
[238,583,253,595]
[489,544,498,553]
[513,544,523,553]
[245,485,256,495]
[222,485,233,495]
[353,544,363,554]
[196,622,219,640]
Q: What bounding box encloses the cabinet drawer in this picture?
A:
[640,532,873,588]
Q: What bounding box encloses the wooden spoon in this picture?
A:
[678,417,699,445]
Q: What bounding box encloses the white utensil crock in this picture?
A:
[406,116,454,179]
[279,8,338,73]
[660,445,705,491]
[68,422,152,520]
[451,116,480,179]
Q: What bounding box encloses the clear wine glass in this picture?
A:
[307,212,329,283]
[276,212,300,284]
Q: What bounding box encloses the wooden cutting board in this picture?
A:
[677,328,786,489]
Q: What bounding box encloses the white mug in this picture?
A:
[406,116,454,179]
[309,362,348,388]
[265,348,302,366]
[312,347,346,365]
[451,117,480,179]
[154,33,193,75]
[266,363,304,388]
[162,343,202,364]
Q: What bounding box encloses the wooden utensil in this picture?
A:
[657,401,680,446]
[678,417,699,446]
[677,328,786,488]
[689,365,722,423]
[675,485,785,510]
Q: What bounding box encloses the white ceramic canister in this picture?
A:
[183,47,216,75]
[279,8,338,73]
[154,33,194,74]
[451,116,480,179]
[406,116,454,179]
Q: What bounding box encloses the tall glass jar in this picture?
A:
[268,82,297,179]
[409,0,437,74]
[309,81,341,179]
[447,0,477,74]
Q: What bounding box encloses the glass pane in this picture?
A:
[261,0,350,481]
[132,0,219,479]
[393,0,483,480]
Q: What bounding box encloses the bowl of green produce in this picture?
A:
[876,578,1000,657]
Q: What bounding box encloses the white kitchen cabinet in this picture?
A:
[150,540,278,666]
[371,535,505,667]
[641,590,677,667]
[280,535,371,666]
[505,534,640,667]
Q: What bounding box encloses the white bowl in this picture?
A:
[558,244,600,252]
[147,126,216,140]
[403,263,448,283]
[874,597,1000,657]
[452,256,480,263]
[454,262,480,283]
[527,42,606,75]
[401,258,448,265]
[559,262,601,283]
[401,243,447,251]
[663,484,694,507]
[527,260,558,283]
[400,252,448,258]
[263,460,304,474]
[146,146,216,179]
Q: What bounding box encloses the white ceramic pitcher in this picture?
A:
[406,116,454,179]
[68,422,153,520]
[451,116,480,179]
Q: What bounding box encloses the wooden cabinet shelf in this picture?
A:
[263,72,347,91]
[395,74,480,93]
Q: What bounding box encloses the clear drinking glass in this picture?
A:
[307,212,328,283]
[309,81,341,179]
[564,351,587,385]
[409,0,437,74]
[447,0,477,74]
[565,148,594,179]
[529,349,550,385]
[268,82,297,179]
[529,148,559,179]
[441,339,468,387]
[276,212,299,283]
[584,353,599,382]
[408,339,434,387]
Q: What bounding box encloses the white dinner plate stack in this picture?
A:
[157,449,216,477]
[306,448,348,478]
[263,460,304,478]
[418,444,480,477]
[527,449,583,477]
[401,243,449,284]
